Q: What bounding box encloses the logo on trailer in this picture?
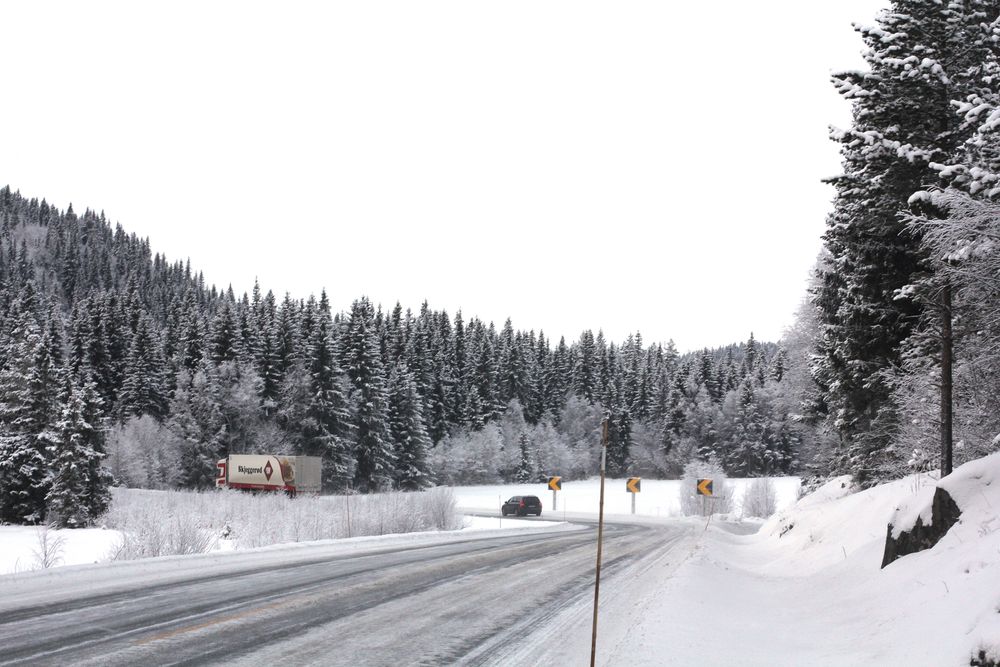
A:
[264,460,274,481]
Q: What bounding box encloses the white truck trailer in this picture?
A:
[215,454,322,496]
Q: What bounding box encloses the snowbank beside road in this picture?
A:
[582,456,1000,666]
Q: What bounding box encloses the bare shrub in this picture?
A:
[32,525,67,569]
[742,478,778,519]
[103,489,218,560]
[419,487,463,530]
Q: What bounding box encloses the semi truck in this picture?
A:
[215,454,322,496]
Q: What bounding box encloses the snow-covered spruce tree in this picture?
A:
[514,432,534,482]
[209,298,241,364]
[656,383,685,466]
[46,377,110,528]
[118,314,168,422]
[934,6,1000,195]
[496,318,521,407]
[0,305,60,524]
[472,329,502,425]
[176,292,205,373]
[726,381,768,477]
[300,293,354,491]
[256,315,283,418]
[346,298,395,493]
[426,363,451,446]
[572,329,598,403]
[448,311,468,425]
[402,307,432,415]
[273,293,302,381]
[387,363,432,491]
[606,409,632,476]
[544,336,571,421]
[685,385,722,469]
[813,1,999,485]
[724,380,796,477]
[462,385,486,431]
[167,367,221,489]
[75,372,113,519]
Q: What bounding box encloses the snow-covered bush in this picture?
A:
[679,459,732,516]
[103,489,219,558]
[101,484,462,559]
[742,477,777,518]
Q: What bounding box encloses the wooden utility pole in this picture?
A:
[590,418,609,667]
[941,280,953,477]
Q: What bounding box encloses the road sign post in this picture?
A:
[548,476,562,511]
[626,477,640,515]
[697,478,714,518]
[591,418,609,667]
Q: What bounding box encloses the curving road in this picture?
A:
[0,517,693,666]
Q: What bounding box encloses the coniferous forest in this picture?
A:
[0,188,802,525]
[5,1,1000,529]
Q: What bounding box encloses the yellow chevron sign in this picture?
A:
[697,479,713,496]
[626,477,641,493]
[548,476,562,491]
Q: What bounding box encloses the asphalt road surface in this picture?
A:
[0,517,692,666]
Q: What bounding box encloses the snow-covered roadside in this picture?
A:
[0,513,558,576]
[562,456,1000,666]
[0,525,124,574]
[1,475,798,575]
[0,520,581,612]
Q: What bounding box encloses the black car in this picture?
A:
[501,495,543,517]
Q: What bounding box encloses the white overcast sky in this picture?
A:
[2,1,887,352]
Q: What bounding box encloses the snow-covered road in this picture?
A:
[0,517,696,666]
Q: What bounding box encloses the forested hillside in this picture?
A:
[0,187,806,525]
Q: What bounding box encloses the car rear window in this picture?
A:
[524,496,540,504]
